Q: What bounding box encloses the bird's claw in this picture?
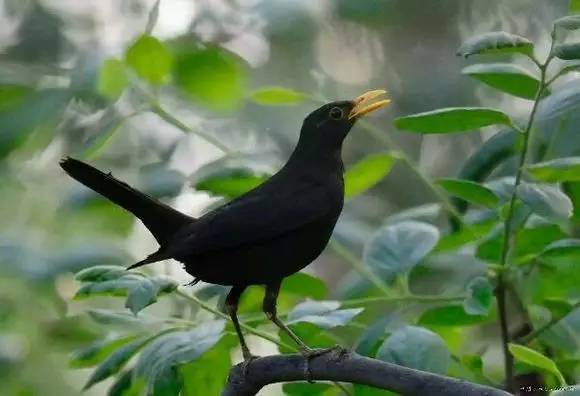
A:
[240,353,259,378]
[299,345,346,383]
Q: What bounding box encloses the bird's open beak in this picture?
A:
[348,90,391,119]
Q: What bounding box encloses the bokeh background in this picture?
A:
[0,0,577,395]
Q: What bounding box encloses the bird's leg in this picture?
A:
[225,286,257,375]
[263,281,340,382]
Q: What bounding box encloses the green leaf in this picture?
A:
[87,309,148,327]
[555,43,580,60]
[463,277,493,315]
[508,343,566,386]
[107,370,146,396]
[283,273,327,300]
[193,167,269,199]
[462,63,540,100]
[125,278,158,315]
[541,239,580,260]
[394,108,511,134]
[98,58,129,100]
[249,86,306,105]
[174,47,245,110]
[385,203,441,225]
[554,15,580,30]
[559,61,580,77]
[69,335,139,369]
[152,366,182,396]
[527,157,580,182]
[134,321,225,393]
[437,178,500,208]
[181,339,233,396]
[75,271,176,315]
[84,337,150,390]
[376,326,450,375]
[572,0,580,12]
[517,183,573,221]
[364,221,439,281]
[287,300,363,329]
[75,265,129,282]
[536,84,580,121]
[125,35,172,85]
[456,31,534,58]
[344,153,397,198]
[74,276,143,299]
[0,84,32,112]
[420,305,493,327]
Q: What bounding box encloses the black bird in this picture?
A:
[60,90,389,363]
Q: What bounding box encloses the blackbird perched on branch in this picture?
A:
[60,90,390,366]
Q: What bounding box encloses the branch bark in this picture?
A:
[222,350,512,396]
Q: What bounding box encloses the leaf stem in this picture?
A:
[150,103,232,153]
[358,120,468,228]
[341,294,465,308]
[518,301,580,345]
[495,50,553,392]
[175,287,294,351]
[176,287,354,396]
[329,239,392,296]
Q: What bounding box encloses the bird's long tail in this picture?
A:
[60,157,193,248]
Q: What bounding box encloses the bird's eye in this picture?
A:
[329,107,344,120]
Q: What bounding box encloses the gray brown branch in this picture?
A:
[222,350,512,396]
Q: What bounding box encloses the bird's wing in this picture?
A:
[167,178,338,257]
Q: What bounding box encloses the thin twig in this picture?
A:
[329,239,392,296]
[175,288,353,395]
[495,44,554,392]
[518,301,580,345]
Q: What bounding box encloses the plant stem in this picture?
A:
[341,294,465,308]
[329,239,392,296]
[495,53,552,392]
[151,103,232,153]
[358,120,467,228]
[176,288,353,396]
[175,287,295,350]
[518,301,580,345]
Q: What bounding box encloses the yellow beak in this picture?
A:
[348,89,391,119]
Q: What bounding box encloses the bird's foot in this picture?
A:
[299,345,346,383]
[240,351,260,378]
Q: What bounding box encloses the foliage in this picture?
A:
[1,2,580,396]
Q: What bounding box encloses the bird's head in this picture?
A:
[299,90,390,148]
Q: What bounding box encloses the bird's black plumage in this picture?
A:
[60,91,389,362]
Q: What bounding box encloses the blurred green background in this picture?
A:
[0,0,579,395]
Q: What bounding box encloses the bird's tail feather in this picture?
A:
[126,250,168,270]
[60,157,193,246]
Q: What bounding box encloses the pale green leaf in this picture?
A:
[462,63,540,100]
[377,326,450,374]
[555,43,580,61]
[344,153,397,198]
[250,87,306,105]
[457,31,534,58]
[517,183,573,220]
[125,35,172,85]
[394,108,511,134]
[437,178,500,208]
[97,58,129,100]
[508,343,566,386]
[174,47,245,110]
[364,221,439,281]
[527,157,580,182]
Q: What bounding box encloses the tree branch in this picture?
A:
[222,350,512,396]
